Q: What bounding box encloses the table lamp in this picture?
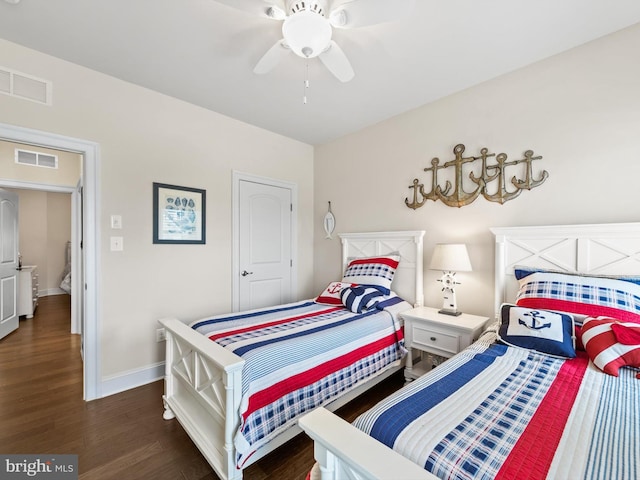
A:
[429,243,472,316]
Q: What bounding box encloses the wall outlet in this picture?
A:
[156,328,166,342]
[110,236,124,251]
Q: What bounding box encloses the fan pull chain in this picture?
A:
[303,62,309,105]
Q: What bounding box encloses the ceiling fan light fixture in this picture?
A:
[282,10,332,59]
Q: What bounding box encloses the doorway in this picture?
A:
[0,122,100,400]
[1,185,76,323]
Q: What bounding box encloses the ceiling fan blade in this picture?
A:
[212,0,285,19]
[319,41,355,82]
[330,0,415,28]
[253,40,290,75]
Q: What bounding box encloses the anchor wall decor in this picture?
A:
[405,144,548,209]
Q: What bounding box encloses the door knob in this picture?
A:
[241,270,254,277]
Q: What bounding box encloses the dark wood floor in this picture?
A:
[0,295,405,480]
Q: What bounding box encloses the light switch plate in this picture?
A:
[110,215,122,229]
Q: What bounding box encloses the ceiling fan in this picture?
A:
[213,0,415,82]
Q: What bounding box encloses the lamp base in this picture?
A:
[440,285,461,316]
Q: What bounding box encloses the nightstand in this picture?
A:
[401,306,490,381]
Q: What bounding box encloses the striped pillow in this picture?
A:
[582,316,640,378]
[341,255,400,295]
[515,272,640,323]
[340,286,385,313]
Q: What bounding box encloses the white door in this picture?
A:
[0,188,19,341]
[238,179,293,311]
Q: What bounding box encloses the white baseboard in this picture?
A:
[100,362,165,398]
[40,288,68,297]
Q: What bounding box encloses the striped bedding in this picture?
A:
[353,330,640,480]
[191,297,409,468]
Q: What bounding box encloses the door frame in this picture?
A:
[231,170,297,312]
[71,179,83,336]
[0,122,101,401]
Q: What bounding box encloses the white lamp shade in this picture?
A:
[282,10,332,58]
[429,244,472,272]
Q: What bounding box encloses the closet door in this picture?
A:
[237,179,293,311]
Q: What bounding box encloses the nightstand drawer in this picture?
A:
[402,306,490,381]
[412,326,458,356]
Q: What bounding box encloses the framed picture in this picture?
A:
[153,182,206,244]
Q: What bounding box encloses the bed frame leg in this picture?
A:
[162,395,176,420]
[315,444,336,480]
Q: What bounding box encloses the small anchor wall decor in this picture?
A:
[405,144,548,209]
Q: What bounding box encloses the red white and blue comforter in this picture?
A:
[353,330,639,480]
[191,297,409,468]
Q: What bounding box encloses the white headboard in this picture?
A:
[491,222,640,319]
[339,231,425,307]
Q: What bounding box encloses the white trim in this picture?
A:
[39,288,67,297]
[101,362,165,398]
[0,122,101,401]
[231,170,298,312]
[0,178,75,193]
[70,180,82,335]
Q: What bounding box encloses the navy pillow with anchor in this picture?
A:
[498,304,576,358]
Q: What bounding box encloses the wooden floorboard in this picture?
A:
[0,295,405,479]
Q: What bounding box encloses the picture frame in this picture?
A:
[153,182,206,244]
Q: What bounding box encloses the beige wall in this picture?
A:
[0,39,315,379]
[314,24,640,320]
[5,188,71,294]
[0,140,81,186]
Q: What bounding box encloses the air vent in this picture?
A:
[15,148,58,169]
[0,69,10,94]
[0,66,52,105]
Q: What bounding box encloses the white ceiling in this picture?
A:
[1,0,640,145]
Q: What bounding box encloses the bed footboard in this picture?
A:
[160,318,245,480]
[299,408,436,480]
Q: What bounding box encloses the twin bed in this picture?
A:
[161,223,640,480]
[300,222,640,480]
[160,230,425,480]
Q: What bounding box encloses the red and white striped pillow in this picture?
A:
[581,316,640,379]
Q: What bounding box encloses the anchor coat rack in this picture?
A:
[405,144,548,209]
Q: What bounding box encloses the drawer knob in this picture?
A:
[430,336,437,341]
